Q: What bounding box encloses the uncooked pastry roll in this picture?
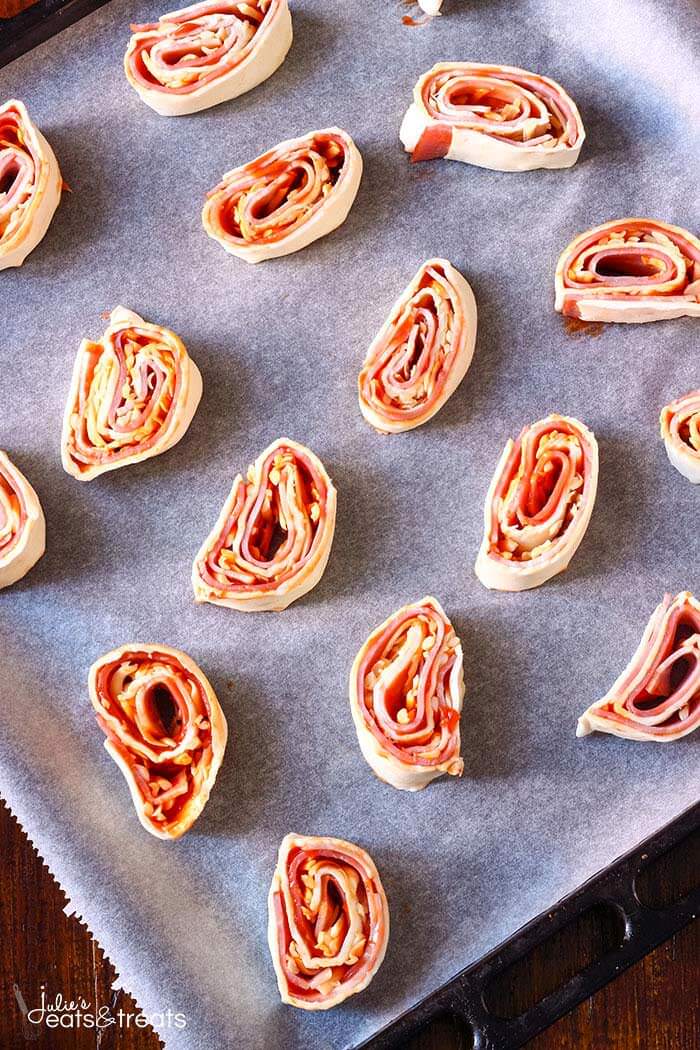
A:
[660,391,700,483]
[358,258,477,433]
[202,127,362,263]
[350,597,464,791]
[475,414,598,591]
[90,644,228,839]
[577,592,700,742]
[399,62,584,170]
[0,451,45,589]
[267,833,389,1009]
[192,438,336,611]
[0,99,62,270]
[555,219,700,323]
[124,0,292,116]
[61,307,202,481]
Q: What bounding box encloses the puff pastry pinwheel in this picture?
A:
[349,597,464,791]
[90,644,228,839]
[660,391,700,483]
[475,414,598,592]
[202,127,362,263]
[555,219,700,323]
[0,99,62,270]
[577,592,700,742]
[358,258,477,434]
[0,451,45,589]
[399,62,584,170]
[124,0,292,117]
[61,307,202,481]
[267,833,389,1010]
[192,438,336,611]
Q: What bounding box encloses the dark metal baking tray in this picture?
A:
[0,0,108,68]
[366,802,700,1049]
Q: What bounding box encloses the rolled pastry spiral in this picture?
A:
[192,438,336,611]
[399,62,584,170]
[61,307,202,481]
[349,596,464,791]
[358,258,477,433]
[475,414,599,591]
[267,833,389,1010]
[0,99,62,270]
[202,127,362,263]
[577,592,700,742]
[555,219,700,323]
[124,0,292,117]
[90,644,228,839]
[660,390,700,483]
[0,451,45,590]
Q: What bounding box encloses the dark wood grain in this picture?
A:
[0,798,697,1050]
[0,0,38,17]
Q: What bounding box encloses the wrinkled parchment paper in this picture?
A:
[1,1,698,1047]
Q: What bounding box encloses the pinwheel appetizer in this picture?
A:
[399,62,584,170]
[0,451,45,590]
[577,592,700,742]
[555,219,700,323]
[475,414,598,591]
[192,438,336,611]
[202,127,362,263]
[90,644,228,839]
[0,99,62,270]
[124,0,292,116]
[61,307,202,481]
[660,390,700,483]
[349,597,464,791]
[268,833,389,1010]
[358,258,477,433]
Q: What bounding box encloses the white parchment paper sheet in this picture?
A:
[0,1,698,1047]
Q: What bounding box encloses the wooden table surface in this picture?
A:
[1,799,697,1050]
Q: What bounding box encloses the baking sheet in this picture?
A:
[0,1,698,1047]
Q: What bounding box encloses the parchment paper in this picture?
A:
[0,1,698,1047]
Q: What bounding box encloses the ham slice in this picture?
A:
[61,307,202,481]
[0,99,62,269]
[192,438,336,611]
[577,592,700,742]
[90,644,228,839]
[124,0,292,116]
[349,597,464,791]
[660,390,700,483]
[202,127,362,263]
[358,258,477,433]
[555,218,700,323]
[475,414,599,591]
[400,62,584,171]
[0,450,45,590]
[267,833,390,1009]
